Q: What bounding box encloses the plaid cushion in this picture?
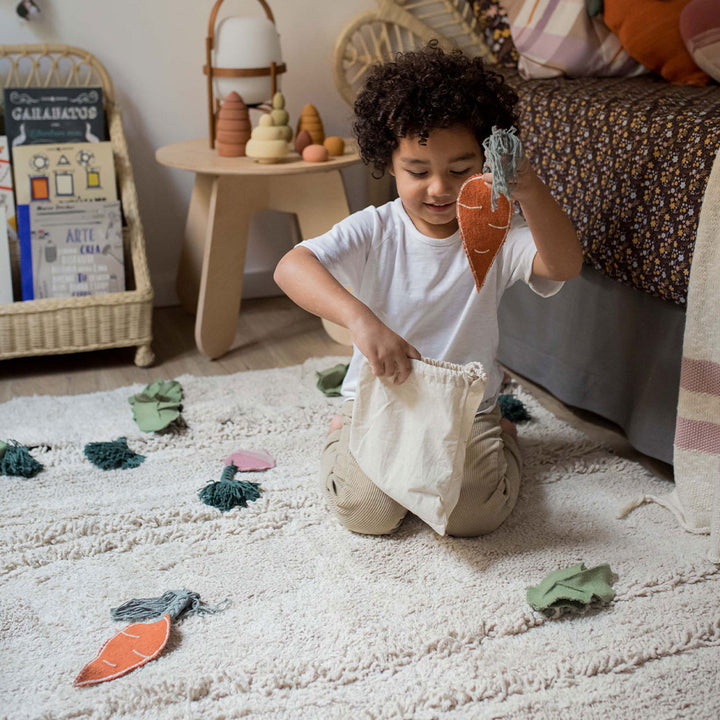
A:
[502,0,648,79]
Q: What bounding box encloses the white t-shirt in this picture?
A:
[300,197,563,412]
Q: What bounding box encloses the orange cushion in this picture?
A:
[604,0,710,86]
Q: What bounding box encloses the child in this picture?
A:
[274,42,582,537]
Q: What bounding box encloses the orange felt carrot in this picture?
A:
[73,614,171,687]
[457,174,513,292]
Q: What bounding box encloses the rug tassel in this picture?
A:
[0,439,43,478]
[84,437,145,470]
[498,394,531,423]
[198,461,263,512]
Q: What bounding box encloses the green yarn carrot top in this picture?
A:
[0,439,43,478]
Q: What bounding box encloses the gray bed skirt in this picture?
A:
[497,266,685,465]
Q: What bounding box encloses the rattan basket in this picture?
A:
[0,44,154,367]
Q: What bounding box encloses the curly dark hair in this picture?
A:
[353,41,519,176]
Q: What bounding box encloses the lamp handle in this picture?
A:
[207,0,276,45]
[205,0,279,149]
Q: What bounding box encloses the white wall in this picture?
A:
[0,0,375,305]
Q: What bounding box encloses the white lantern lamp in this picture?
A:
[204,0,286,148]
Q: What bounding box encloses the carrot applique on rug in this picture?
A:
[73,589,225,687]
[457,126,524,291]
[73,615,171,687]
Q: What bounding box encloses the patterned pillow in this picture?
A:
[604,0,710,86]
[502,0,648,80]
[472,0,519,68]
[680,0,720,83]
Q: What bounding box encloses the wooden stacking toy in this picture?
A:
[270,92,292,142]
[296,103,325,145]
[215,92,251,157]
[245,114,289,163]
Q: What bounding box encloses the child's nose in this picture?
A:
[428,174,453,197]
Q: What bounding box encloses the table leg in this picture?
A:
[195,175,268,359]
[269,170,354,345]
[177,173,213,314]
[269,169,350,238]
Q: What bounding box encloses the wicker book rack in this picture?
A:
[0,44,154,367]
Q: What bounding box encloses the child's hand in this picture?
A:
[482,158,540,203]
[349,311,421,384]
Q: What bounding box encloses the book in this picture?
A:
[17,201,124,300]
[11,141,117,205]
[0,136,17,242]
[3,86,105,148]
[0,207,13,303]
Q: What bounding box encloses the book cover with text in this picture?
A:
[18,201,124,300]
[3,87,105,149]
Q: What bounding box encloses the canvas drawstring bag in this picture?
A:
[348,357,487,535]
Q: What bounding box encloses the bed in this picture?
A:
[333,0,720,469]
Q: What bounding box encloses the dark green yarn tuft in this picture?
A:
[84,437,146,470]
[0,440,43,478]
[198,462,263,512]
[498,394,531,423]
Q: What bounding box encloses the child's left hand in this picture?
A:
[482,158,540,204]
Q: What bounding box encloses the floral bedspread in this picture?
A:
[504,71,720,305]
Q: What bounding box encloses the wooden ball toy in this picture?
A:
[323,136,345,157]
[302,144,329,163]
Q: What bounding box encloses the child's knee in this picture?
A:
[324,470,406,535]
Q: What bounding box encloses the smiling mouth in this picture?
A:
[424,201,456,211]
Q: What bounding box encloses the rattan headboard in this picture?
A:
[333,0,492,105]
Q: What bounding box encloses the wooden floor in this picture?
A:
[0,296,673,483]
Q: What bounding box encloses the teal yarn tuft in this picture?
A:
[482,126,524,211]
[498,394,531,423]
[84,437,145,470]
[0,440,43,478]
[110,589,226,623]
[198,461,263,512]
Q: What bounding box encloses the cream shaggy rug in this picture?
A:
[1,358,719,720]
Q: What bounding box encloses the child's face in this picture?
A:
[390,124,483,239]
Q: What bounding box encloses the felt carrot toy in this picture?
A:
[457,126,524,292]
[74,589,223,687]
[457,177,513,292]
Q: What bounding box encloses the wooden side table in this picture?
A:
[156,138,359,359]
